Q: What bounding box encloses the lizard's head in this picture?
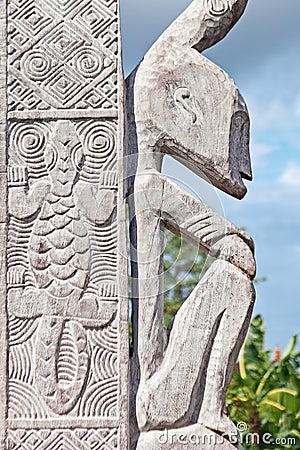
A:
[44,121,84,196]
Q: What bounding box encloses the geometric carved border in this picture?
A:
[8,0,119,111]
[7,428,118,449]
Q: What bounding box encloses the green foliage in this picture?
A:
[227,316,300,449]
[163,230,208,326]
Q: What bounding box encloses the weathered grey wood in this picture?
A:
[126,0,255,448]
[1,0,129,447]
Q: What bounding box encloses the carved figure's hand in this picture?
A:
[8,172,50,219]
[8,166,28,187]
[7,268,25,286]
[180,211,239,249]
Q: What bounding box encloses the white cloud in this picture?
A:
[260,101,287,129]
[279,163,300,187]
[251,142,276,167]
[249,97,290,132]
[294,244,300,255]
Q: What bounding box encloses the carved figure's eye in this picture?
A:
[71,144,84,172]
[44,144,58,172]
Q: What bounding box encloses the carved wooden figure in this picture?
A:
[126,0,256,449]
[0,0,128,448]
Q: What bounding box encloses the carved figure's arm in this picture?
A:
[135,170,255,277]
[8,166,50,219]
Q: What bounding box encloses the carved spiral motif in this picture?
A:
[77,121,117,182]
[84,123,116,159]
[10,123,49,179]
[21,51,52,81]
[205,0,230,16]
[74,48,103,78]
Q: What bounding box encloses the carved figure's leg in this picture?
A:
[8,287,48,319]
[7,282,86,318]
[198,239,255,435]
[137,258,254,432]
[77,293,118,327]
[8,286,117,326]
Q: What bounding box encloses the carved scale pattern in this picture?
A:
[7,0,119,110]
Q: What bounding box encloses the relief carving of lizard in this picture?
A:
[8,120,117,415]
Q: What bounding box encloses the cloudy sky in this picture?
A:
[120,0,300,350]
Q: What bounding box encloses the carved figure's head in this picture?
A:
[154,57,252,199]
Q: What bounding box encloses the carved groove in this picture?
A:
[8,381,48,419]
[8,315,39,346]
[79,378,118,417]
[205,0,230,16]
[77,120,117,183]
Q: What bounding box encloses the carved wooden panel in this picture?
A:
[8,0,119,112]
[0,0,128,448]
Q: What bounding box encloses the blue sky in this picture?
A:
[120,0,300,350]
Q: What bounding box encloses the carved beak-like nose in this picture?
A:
[230,111,252,184]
